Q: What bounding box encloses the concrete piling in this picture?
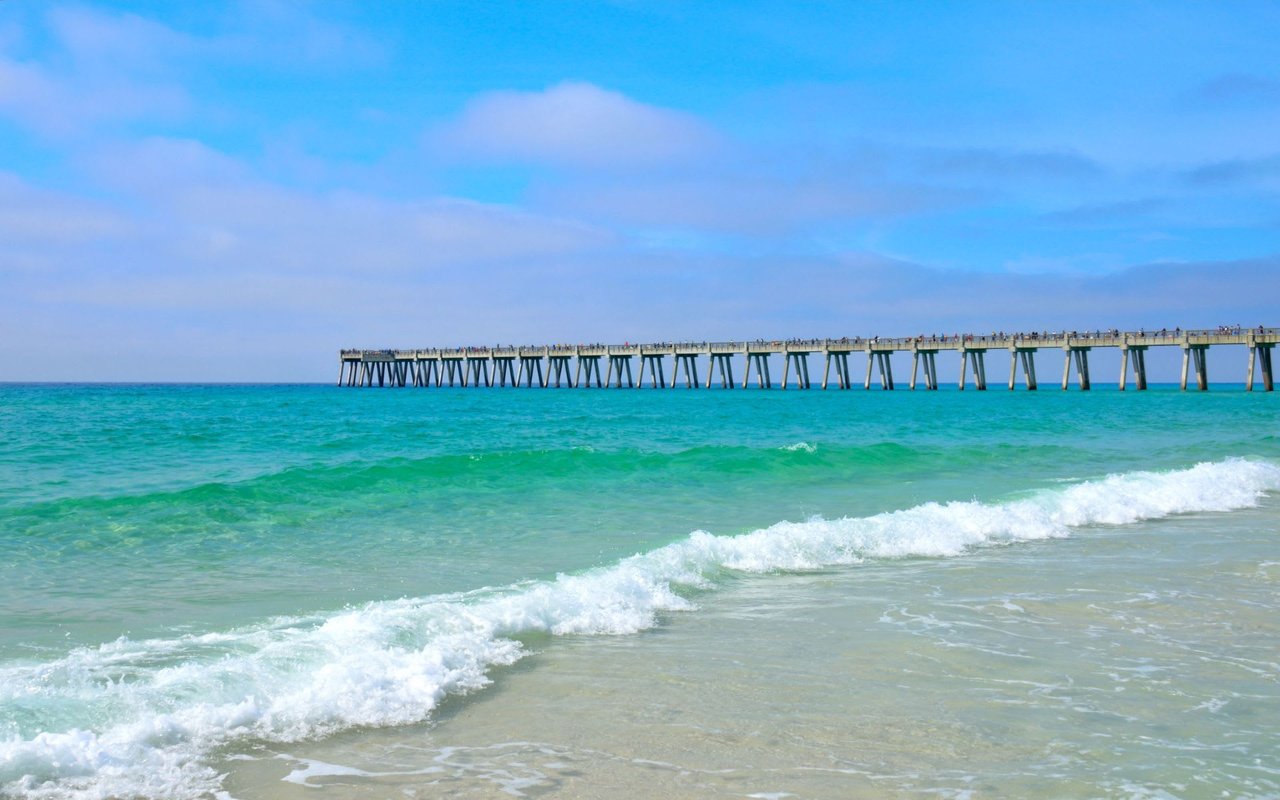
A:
[1016,350,1037,390]
[873,351,894,390]
[745,353,771,389]
[577,356,604,388]
[782,351,810,389]
[1181,345,1209,391]
[708,353,735,388]
[546,356,572,387]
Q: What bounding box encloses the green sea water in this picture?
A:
[1,383,1278,798]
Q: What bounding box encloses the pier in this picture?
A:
[339,328,1278,392]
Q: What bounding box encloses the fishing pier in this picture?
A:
[339,328,1278,391]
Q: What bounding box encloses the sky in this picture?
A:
[1,0,1278,381]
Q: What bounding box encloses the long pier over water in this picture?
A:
[340,328,1278,392]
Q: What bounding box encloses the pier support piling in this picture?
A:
[1122,347,1147,391]
[517,356,544,388]
[783,352,811,389]
[825,352,851,389]
[420,360,440,388]
[606,355,634,388]
[708,354,735,388]
[466,358,487,387]
[1245,343,1274,391]
[920,351,938,390]
[746,353,771,388]
[493,358,516,387]
[1192,346,1209,391]
[547,356,572,387]
[1181,345,1209,391]
[654,354,670,388]
[1015,350,1037,390]
[441,359,463,387]
[1071,349,1091,390]
[578,356,604,388]
[670,354,700,388]
[873,352,894,390]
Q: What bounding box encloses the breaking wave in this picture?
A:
[2,457,1278,799]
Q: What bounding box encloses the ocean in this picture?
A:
[1,383,1278,799]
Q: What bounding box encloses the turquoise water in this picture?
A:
[1,383,1278,798]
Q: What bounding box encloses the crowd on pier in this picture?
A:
[341,325,1273,357]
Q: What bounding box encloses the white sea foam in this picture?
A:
[779,441,817,453]
[2,457,1277,799]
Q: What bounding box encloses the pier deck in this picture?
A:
[339,328,1278,392]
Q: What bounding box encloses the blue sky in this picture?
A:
[1,1,1277,380]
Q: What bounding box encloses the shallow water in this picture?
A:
[1,384,1278,798]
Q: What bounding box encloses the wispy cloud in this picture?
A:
[539,174,949,236]
[68,137,615,283]
[918,147,1103,180]
[0,4,382,138]
[0,46,188,137]
[45,5,195,69]
[1183,153,1280,187]
[1188,73,1280,106]
[0,172,132,245]
[431,81,720,169]
[1038,198,1167,226]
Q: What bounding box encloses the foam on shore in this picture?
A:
[3,457,1278,799]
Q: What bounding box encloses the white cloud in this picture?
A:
[56,137,615,284]
[0,133,625,379]
[432,81,719,168]
[46,5,193,69]
[0,8,189,137]
[540,176,946,235]
[0,172,133,259]
[0,4,382,138]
